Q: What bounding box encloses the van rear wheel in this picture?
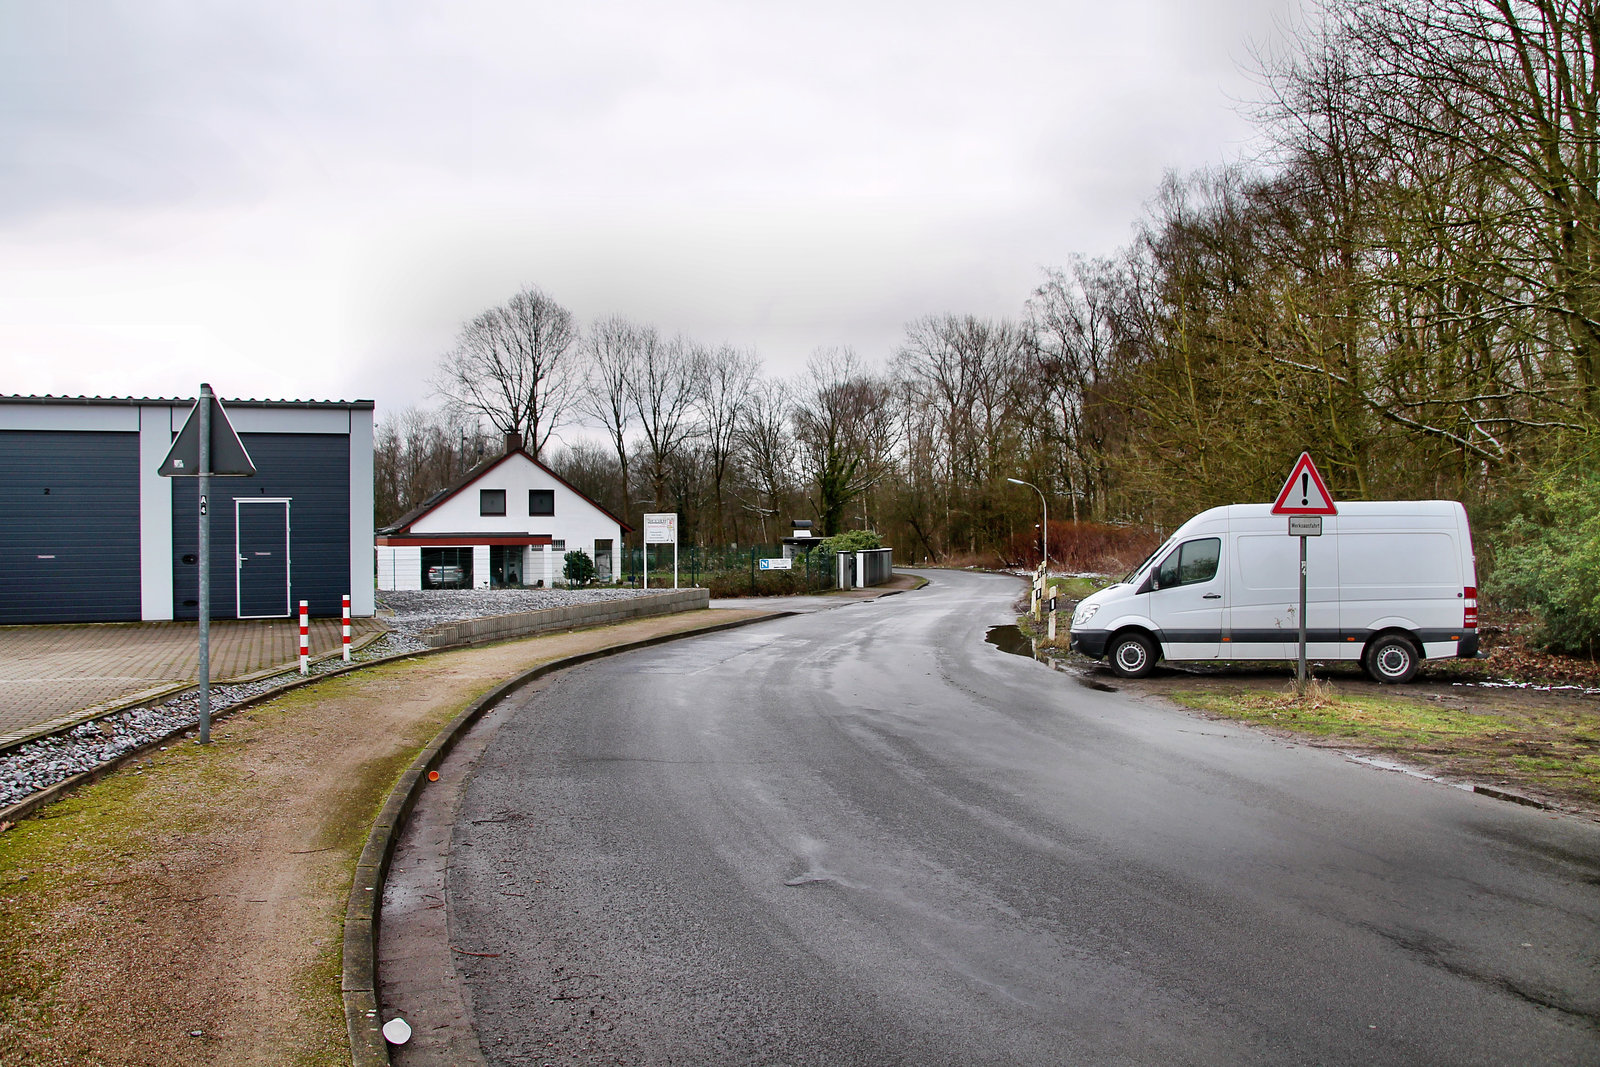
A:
[1365,634,1419,684]
[1109,633,1157,678]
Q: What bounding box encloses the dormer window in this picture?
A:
[480,489,506,516]
[529,489,555,516]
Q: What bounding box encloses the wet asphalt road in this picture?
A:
[449,569,1600,1065]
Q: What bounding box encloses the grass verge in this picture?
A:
[1169,683,1600,811]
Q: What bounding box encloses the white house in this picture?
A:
[375,434,628,590]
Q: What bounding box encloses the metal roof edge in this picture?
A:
[0,394,376,410]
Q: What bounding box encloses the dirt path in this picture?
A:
[0,609,775,1067]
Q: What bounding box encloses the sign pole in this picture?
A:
[156,383,256,746]
[1298,533,1308,690]
[1270,453,1337,695]
[197,385,212,744]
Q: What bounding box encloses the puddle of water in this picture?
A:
[986,625,1121,693]
[985,625,1038,659]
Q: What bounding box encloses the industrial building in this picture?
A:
[0,394,374,624]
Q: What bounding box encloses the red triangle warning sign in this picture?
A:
[1271,452,1338,515]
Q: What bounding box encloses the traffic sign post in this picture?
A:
[158,384,256,743]
[1270,453,1337,691]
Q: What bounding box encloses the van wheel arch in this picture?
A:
[1107,629,1161,678]
[1363,631,1421,684]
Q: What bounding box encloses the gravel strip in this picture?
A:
[0,588,660,811]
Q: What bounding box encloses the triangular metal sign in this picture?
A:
[1271,452,1337,515]
[158,389,257,477]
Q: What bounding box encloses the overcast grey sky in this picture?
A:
[0,0,1304,435]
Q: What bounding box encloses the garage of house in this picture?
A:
[0,394,375,624]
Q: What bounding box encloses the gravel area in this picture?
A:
[0,588,661,812]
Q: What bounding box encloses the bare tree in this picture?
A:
[793,348,898,535]
[372,405,491,525]
[433,285,580,457]
[696,344,761,542]
[895,314,1025,553]
[632,333,706,510]
[1025,258,1122,519]
[737,376,797,539]
[578,315,643,526]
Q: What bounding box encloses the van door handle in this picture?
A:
[1202,593,1222,599]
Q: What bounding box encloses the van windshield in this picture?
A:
[1121,536,1175,585]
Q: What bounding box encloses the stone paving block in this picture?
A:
[0,616,387,738]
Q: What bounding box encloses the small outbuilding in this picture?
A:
[0,394,375,624]
[375,433,629,590]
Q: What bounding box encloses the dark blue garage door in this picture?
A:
[0,430,142,623]
[172,433,350,619]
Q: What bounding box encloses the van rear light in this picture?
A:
[1463,585,1478,629]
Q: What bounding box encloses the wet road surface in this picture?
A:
[446,569,1600,1065]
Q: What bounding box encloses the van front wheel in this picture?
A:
[1365,634,1419,684]
[1109,633,1157,678]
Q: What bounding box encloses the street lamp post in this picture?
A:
[1007,477,1048,572]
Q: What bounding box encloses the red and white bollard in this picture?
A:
[342,594,351,662]
[299,600,310,675]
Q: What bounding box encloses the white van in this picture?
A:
[1068,501,1478,682]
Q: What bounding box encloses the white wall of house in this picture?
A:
[407,453,624,562]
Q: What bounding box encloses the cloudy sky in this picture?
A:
[1,0,1303,434]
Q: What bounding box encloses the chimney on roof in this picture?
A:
[504,430,523,455]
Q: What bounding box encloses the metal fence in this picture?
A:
[619,545,839,594]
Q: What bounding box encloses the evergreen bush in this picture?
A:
[563,549,596,587]
[820,530,883,553]
[1487,468,1600,655]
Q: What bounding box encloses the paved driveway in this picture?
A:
[0,616,387,744]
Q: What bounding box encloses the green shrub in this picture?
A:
[820,529,882,553]
[1488,467,1600,655]
[563,549,596,586]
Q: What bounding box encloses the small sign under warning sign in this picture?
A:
[1288,516,1322,536]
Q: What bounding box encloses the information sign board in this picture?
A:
[643,513,678,544]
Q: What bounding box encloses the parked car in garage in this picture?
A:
[426,564,466,588]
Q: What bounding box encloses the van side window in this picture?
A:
[1157,537,1221,588]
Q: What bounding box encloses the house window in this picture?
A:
[551,539,566,551]
[529,489,555,516]
[480,489,506,516]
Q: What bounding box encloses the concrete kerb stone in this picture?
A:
[343,609,794,1067]
[344,989,386,1064]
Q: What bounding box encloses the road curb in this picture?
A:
[343,611,791,1067]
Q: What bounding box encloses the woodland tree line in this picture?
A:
[375,0,1600,641]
